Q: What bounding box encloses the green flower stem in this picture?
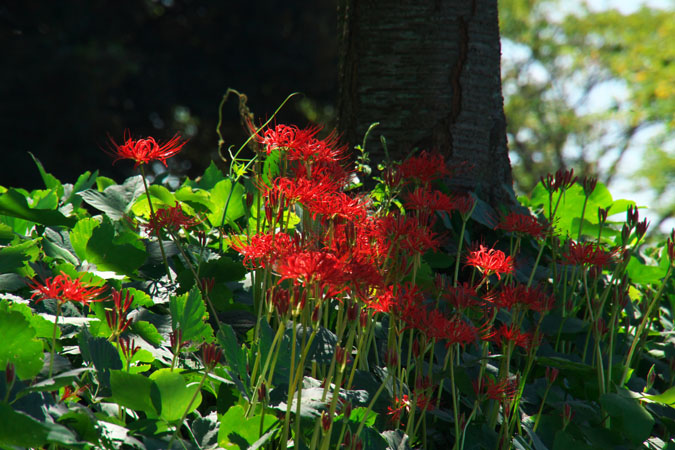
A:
[246,318,286,418]
[453,216,469,287]
[48,303,62,378]
[353,369,392,441]
[140,164,173,283]
[168,368,209,449]
[620,264,673,386]
[527,241,546,288]
[448,345,461,450]
[577,195,590,241]
[281,324,318,447]
[531,380,553,433]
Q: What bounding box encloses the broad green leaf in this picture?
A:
[626,255,668,286]
[29,152,64,199]
[79,332,122,392]
[645,386,675,406]
[206,179,246,227]
[0,188,75,227]
[67,169,98,208]
[600,391,655,445]
[169,286,213,343]
[216,325,249,395]
[262,149,281,186]
[150,368,202,422]
[85,216,146,275]
[69,217,99,261]
[218,404,278,449]
[0,402,49,447]
[0,309,43,380]
[0,299,56,339]
[110,370,159,415]
[0,238,40,275]
[197,161,226,191]
[130,184,176,217]
[42,228,79,265]
[553,430,594,450]
[95,176,116,191]
[132,320,163,347]
[78,175,144,220]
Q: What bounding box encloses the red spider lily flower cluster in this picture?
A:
[201,342,222,370]
[496,211,549,240]
[29,272,106,306]
[107,131,187,168]
[106,289,134,338]
[489,323,533,350]
[466,244,515,280]
[490,284,555,313]
[399,151,450,185]
[474,375,519,403]
[144,203,200,234]
[541,168,577,193]
[562,241,616,268]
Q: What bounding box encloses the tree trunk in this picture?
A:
[337,0,516,207]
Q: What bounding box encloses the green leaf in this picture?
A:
[85,216,146,275]
[67,170,98,208]
[132,320,163,347]
[95,176,116,191]
[78,175,144,220]
[69,217,99,261]
[110,370,160,415]
[42,228,79,265]
[197,161,226,191]
[0,309,44,380]
[169,286,213,343]
[0,238,40,275]
[130,184,176,217]
[0,188,75,227]
[0,402,49,447]
[0,299,56,339]
[216,325,250,396]
[29,152,64,199]
[645,385,675,406]
[206,179,246,227]
[79,332,122,392]
[262,149,281,186]
[600,391,655,445]
[626,255,668,286]
[218,404,278,449]
[150,368,202,422]
[553,430,595,450]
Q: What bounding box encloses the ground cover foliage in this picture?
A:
[1,109,674,449]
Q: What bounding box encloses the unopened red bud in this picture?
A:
[321,411,331,432]
[627,205,639,228]
[245,192,254,208]
[347,303,359,322]
[621,224,631,245]
[412,339,420,358]
[598,207,608,224]
[342,401,352,420]
[5,362,15,386]
[645,365,656,392]
[335,345,346,366]
[582,176,597,197]
[258,382,267,401]
[562,403,574,428]
[545,367,559,384]
[359,309,369,329]
[636,219,649,240]
[312,304,321,323]
[342,428,352,447]
[385,347,398,368]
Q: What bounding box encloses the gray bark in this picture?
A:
[337,0,516,207]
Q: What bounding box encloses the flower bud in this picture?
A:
[562,403,574,430]
[644,364,656,393]
[545,367,559,384]
[359,309,369,329]
[321,411,331,432]
[5,362,15,387]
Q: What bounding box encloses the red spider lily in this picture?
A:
[405,187,457,213]
[371,213,442,255]
[231,232,297,269]
[492,285,555,313]
[453,192,476,217]
[107,131,186,168]
[466,244,515,280]
[561,241,616,268]
[399,151,450,184]
[201,342,222,370]
[476,375,519,402]
[144,203,200,234]
[60,384,89,403]
[442,282,480,310]
[29,273,106,307]
[546,367,560,384]
[540,168,577,193]
[490,323,532,350]
[276,250,346,295]
[105,289,134,337]
[304,191,370,223]
[496,211,548,240]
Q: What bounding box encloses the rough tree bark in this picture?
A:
[337,0,516,207]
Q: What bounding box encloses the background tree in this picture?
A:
[337,0,516,207]
[500,0,675,230]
